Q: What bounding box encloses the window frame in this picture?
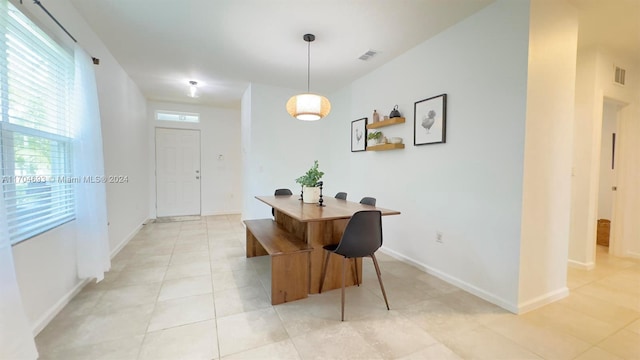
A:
[1,0,76,245]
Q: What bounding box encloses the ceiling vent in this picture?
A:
[358,49,378,61]
[614,65,626,86]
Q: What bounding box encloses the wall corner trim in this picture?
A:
[32,278,90,336]
[110,218,149,259]
[567,259,595,270]
[517,287,569,314]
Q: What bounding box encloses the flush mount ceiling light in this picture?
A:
[286,34,331,121]
[189,80,198,98]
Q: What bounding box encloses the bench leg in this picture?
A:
[271,252,309,305]
[246,229,268,258]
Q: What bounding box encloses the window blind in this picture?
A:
[0,0,75,244]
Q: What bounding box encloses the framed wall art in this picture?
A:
[351,118,367,152]
[414,94,447,146]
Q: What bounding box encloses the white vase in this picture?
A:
[302,186,320,203]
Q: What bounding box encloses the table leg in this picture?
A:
[307,220,361,293]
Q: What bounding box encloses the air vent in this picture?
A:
[614,65,626,86]
[358,49,378,61]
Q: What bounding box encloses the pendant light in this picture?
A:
[286,34,331,121]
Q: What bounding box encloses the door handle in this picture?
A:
[196,176,200,180]
[196,170,200,174]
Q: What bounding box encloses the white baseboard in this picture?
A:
[33,278,90,336]
[201,211,242,217]
[32,218,149,336]
[568,259,595,270]
[110,218,148,259]
[379,247,519,314]
[625,251,640,260]
[517,287,569,314]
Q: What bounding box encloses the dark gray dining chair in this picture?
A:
[335,192,347,200]
[272,188,293,217]
[359,197,376,206]
[319,210,389,321]
[274,188,292,196]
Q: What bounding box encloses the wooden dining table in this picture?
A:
[255,195,401,294]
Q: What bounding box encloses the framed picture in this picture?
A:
[351,117,367,152]
[414,94,447,146]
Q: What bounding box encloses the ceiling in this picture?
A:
[68,0,494,108]
[569,0,640,60]
[68,0,639,109]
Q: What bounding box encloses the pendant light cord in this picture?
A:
[307,40,311,93]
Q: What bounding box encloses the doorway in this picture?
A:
[155,128,201,217]
[595,101,619,250]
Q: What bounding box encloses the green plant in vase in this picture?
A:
[295,160,324,203]
[368,131,383,145]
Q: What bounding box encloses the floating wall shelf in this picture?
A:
[366,117,405,129]
[366,143,405,151]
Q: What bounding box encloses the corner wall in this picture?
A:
[10,0,149,334]
[241,83,333,220]
[518,0,578,312]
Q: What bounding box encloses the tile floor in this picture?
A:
[35,215,640,359]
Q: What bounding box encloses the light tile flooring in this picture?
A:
[36,215,640,359]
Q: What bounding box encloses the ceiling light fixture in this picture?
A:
[286,34,331,121]
[189,80,198,98]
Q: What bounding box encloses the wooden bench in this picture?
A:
[244,219,312,305]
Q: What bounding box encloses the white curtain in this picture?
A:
[0,197,39,359]
[73,45,111,281]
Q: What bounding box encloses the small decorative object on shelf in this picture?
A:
[316,181,325,207]
[372,110,380,123]
[367,131,383,147]
[389,105,401,118]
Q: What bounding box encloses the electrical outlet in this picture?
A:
[436,231,443,243]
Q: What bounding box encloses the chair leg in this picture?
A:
[351,258,359,286]
[370,253,389,310]
[319,250,330,293]
[341,257,346,321]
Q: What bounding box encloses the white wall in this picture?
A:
[147,101,242,217]
[9,0,149,334]
[597,102,617,220]
[241,83,333,220]
[242,0,531,311]
[241,85,252,219]
[517,0,578,312]
[612,101,640,258]
[345,0,533,311]
[12,223,78,335]
[569,45,640,265]
[569,48,599,268]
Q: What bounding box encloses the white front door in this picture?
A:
[155,128,201,217]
